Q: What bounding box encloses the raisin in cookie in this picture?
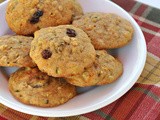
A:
[73,13,134,49]
[66,50,123,87]
[9,67,76,107]
[0,35,36,67]
[6,0,83,35]
[30,25,96,77]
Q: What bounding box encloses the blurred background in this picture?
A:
[136,0,160,9]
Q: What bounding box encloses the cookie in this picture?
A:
[0,35,36,67]
[73,13,134,49]
[9,67,76,107]
[6,0,82,35]
[72,0,83,19]
[30,25,96,77]
[66,50,123,87]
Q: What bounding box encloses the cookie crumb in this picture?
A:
[45,100,49,104]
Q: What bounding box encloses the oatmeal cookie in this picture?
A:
[72,0,83,19]
[73,13,134,49]
[30,25,96,77]
[66,50,123,87]
[9,67,76,107]
[6,0,82,35]
[0,35,36,67]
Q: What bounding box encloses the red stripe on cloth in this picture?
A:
[141,22,160,32]
[133,17,156,45]
[148,36,160,58]
[140,101,160,120]
[133,17,143,26]
[1,108,32,120]
[110,86,147,120]
[106,94,127,117]
[134,19,141,25]
[112,0,136,12]
[129,94,159,120]
[150,84,160,96]
[0,116,7,120]
[37,117,48,120]
[133,16,160,32]
[143,31,155,44]
[101,101,117,114]
[155,113,160,120]
[83,84,160,120]
[83,111,104,119]
[124,85,153,120]
[138,83,160,95]
[135,4,148,16]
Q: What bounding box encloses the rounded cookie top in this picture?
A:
[0,35,36,67]
[66,50,123,87]
[9,67,76,107]
[30,25,96,77]
[73,13,134,49]
[72,0,83,19]
[6,0,82,35]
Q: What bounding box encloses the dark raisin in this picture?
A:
[28,34,34,37]
[93,63,98,69]
[66,28,76,37]
[15,90,20,92]
[41,49,52,59]
[33,10,43,18]
[96,54,100,58]
[30,10,43,24]
[98,73,101,77]
[30,18,39,24]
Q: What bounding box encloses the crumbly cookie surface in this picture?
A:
[66,50,123,87]
[30,25,96,77]
[73,13,134,49]
[72,0,83,19]
[6,0,82,35]
[9,67,76,107]
[0,35,36,67]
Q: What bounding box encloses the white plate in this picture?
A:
[0,0,146,117]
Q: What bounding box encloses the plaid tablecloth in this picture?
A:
[0,0,160,120]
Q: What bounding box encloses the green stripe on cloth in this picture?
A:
[141,6,152,18]
[132,87,160,102]
[60,116,88,120]
[146,8,160,24]
[95,110,116,120]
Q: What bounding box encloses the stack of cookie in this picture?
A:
[0,0,134,107]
